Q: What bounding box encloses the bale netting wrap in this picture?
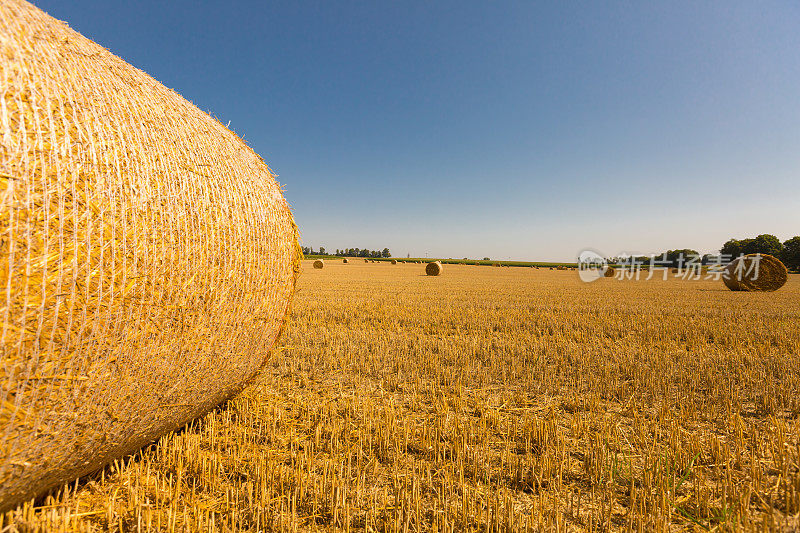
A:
[722,254,787,292]
[426,261,443,276]
[0,0,300,511]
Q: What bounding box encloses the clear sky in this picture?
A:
[34,1,800,261]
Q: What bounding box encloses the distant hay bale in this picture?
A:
[492,262,501,267]
[391,259,398,265]
[426,261,443,276]
[722,254,787,292]
[671,268,679,274]
[342,258,348,264]
[313,259,325,269]
[364,259,369,263]
[0,0,300,512]
[604,266,616,278]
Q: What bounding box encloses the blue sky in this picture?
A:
[35,1,800,261]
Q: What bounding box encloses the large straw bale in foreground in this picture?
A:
[0,0,300,511]
[722,254,787,292]
[426,261,443,276]
[313,259,324,269]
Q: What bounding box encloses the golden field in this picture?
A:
[3,261,799,532]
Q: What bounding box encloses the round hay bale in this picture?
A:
[671,268,679,274]
[722,254,787,292]
[603,266,616,278]
[391,259,397,265]
[313,259,325,269]
[364,259,369,263]
[0,2,300,511]
[342,258,348,264]
[426,261,443,276]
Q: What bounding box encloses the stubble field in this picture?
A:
[4,261,799,531]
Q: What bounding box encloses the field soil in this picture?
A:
[5,261,799,531]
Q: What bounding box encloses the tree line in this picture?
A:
[302,247,391,258]
[610,234,800,271]
[721,234,800,271]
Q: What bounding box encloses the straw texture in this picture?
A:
[722,254,787,292]
[604,267,616,278]
[425,261,443,276]
[0,0,299,511]
[313,260,324,269]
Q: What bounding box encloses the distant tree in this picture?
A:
[483,257,490,261]
[737,238,755,255]
[665,249,699,266]
[746,234,782,257]
[319,247,325,255]
[720,239,741,259]
[701,254,717,265]
[382,248,391,258]
[781,236,800,271]
[302,246,310,256]
[720,234,783,261]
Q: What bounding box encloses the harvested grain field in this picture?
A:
[3,262,799,531]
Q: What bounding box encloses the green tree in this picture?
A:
[720,239,741,259]
[665,249,699,266]
[744,234,782,257]
[382,248,391,258]
[701,254,716,265]
[781,236,800,271]
[737,238,754,255]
